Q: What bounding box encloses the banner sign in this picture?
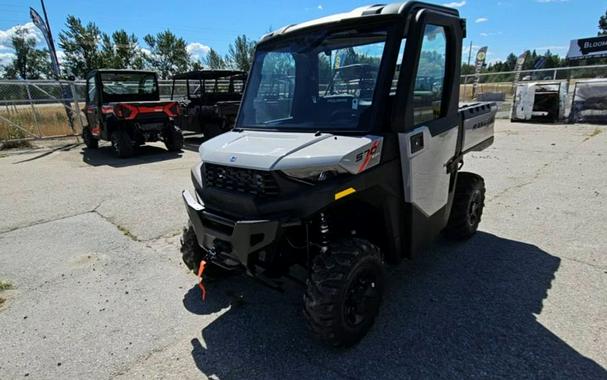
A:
[567,36,607,60]
[30,8,61,78]
[472,46,488,98]
[30,6,74,130]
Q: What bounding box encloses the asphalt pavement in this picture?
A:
[0,122,605,379]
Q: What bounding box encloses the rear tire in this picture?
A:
[444,172,486,240]
[164,126,184,152]
[304,238,384,347]
[111,129,134,158]
[82,126,98,149]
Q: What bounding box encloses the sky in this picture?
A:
[0,0,605,67]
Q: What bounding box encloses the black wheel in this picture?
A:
[82,126,98,149]
[164,126,184,152]
[180,226,231,279]
[111,129,135,158]
[304,238,385,347]
[444,172,486,240]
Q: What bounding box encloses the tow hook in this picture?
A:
[197,260,208,301]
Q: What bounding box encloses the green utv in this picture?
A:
[181,1,497,347]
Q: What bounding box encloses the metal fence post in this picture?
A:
[70,81,83,133]
[25,80,42,138]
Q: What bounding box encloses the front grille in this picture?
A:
[203,163,280,197]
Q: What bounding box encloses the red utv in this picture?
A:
[82,69,184,158]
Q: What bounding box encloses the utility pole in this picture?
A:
[466,40,473,100]
[467,40,473,67]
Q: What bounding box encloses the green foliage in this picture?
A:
[226,35,256,72]
[100,30,145,70]
[143,30,190,79]
[59,16,103,78]
[0,281,13,290]
[191,60,204,71]
[599,10,607,36]
[3,27,51,79]
[205,48,226,70]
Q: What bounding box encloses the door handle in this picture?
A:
[410,132,424,154]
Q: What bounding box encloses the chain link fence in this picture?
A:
[1,65,607,143]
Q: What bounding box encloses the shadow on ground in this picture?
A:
[183,133,205,153]
[81,145,182,168]
[182,232,606,378]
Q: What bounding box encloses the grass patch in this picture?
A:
[0,104,82,141]
[0,280,13,290]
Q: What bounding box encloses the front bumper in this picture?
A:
[182,190,280,269]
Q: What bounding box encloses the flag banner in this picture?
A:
[472,46,488,98]
[30,6,75,130]
[30,7,61,78]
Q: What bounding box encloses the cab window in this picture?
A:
[413,25,447,125]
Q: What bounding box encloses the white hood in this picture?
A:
[199,130,383,174]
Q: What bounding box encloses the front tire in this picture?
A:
[82,126,98,149]
[164,126,184,152]
[180,226,230,279]
[111,129,134,158]
[444,172,486,240]
[304,238,385,347]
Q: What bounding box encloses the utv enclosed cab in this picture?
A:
[182,1,497,347]
[82,69,183,157]
[170,70,246,139]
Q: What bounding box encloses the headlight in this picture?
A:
[282,167,347,183]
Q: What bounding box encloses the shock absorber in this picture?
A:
[319,212,330,254]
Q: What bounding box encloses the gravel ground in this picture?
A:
[0,122,605,379]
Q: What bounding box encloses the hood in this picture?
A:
[199,130,383,174]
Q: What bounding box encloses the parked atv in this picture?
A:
[181,1,497,347]
[170,70,246,140]
[82,69,183,158]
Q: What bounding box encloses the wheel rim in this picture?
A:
[343,268,381,328]
[468,191,482,226]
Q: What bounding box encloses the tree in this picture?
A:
[59,15,103,78]
[226,35,256,72]
[143,30,190,79]
[599,10,607,36]
[3,27,50,79]
[205,48,226,69]
[191,60,204,71]
[100,30,144,70]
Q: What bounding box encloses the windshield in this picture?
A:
[100,72,159,102]
[237,27,390,131]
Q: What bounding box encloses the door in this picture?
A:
[394,10,464,254]
[85,76,101,136]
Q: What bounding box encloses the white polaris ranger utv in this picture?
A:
[181,1,497,347]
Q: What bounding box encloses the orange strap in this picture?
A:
[197,260,207,301]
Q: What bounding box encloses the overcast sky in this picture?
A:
[0,0,605,66]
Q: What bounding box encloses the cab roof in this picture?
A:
[85,69,158,79]
[260,1,460,44]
